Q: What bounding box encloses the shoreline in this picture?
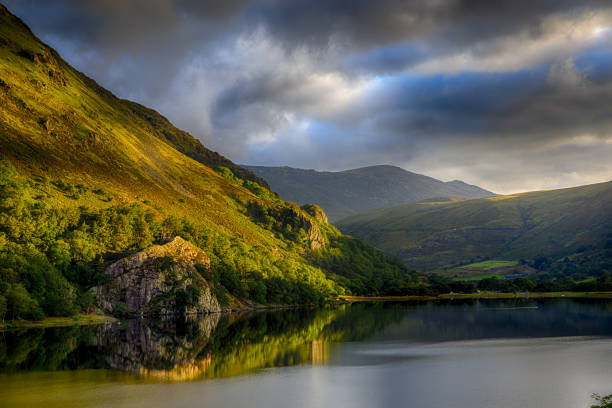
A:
[338,291,612,302]
[0,303,315,331]
[0,314,118,330]
[3,292,612,330]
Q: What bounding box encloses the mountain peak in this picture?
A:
[244,165,494,221]
[339,164,417,176]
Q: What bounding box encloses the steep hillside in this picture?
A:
[244,165,494,221]
[122,100,270,190]
[337,182,612,274]
[0,4,422,319]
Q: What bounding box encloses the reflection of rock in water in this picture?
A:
[310,339,328,365]
[96,314,220,381]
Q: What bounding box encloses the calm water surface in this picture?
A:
[1,299,612,408]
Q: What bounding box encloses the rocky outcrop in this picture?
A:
[285,205,325,250]
[301,204,328,224]
[303,217,325,250]
[94,236,221,316]
[247,200,327,250]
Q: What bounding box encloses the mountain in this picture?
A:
[337,182,612,274]
[121,100,270,190]
[0,4,422,319]
[243,165,494,221]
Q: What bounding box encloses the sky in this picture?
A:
[7,0,612,194]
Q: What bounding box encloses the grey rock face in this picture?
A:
[291,206,325,250]
[304,217,325,250]
[94,236,221,315]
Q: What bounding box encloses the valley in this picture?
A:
[336,182,612,280]
[1,2,611,407]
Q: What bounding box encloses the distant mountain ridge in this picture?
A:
[244,164,494,221]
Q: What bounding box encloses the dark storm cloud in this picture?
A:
[248,0,603,48]
[4,0,612,193]
[343,54,612,146]
[10,0,609,65]
[9,0,250,48]
[6,0,251,100]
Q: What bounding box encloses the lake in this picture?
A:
[1,298,612,408]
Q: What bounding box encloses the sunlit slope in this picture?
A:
[0,3,296,251]
[337,182,612,271]
[0,5,258,232]
[0,3,419,312]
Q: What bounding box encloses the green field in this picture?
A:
[456,273,504,281]
[576,277,597,284]
[459,260,518,270]
[340,292,612,302]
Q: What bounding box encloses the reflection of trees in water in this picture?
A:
[375,298,612,342]
[0,308,348,379]
[2,299,611,380]
[0,305,396,379]
[0,325,105,372]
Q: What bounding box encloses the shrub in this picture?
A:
[0,293,6,321]
[112,302,130,319]
[5,284,44,320]
[0,158,16,186]
[216,166,237,182]
[591,393,612,408]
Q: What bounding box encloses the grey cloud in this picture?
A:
[8,0,250,49]
[12,1,611,67]
[238,58,612,191]
[4,0,612,193]
[248,0,610,58]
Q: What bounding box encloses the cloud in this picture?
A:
[412,9,612,74]
[5,0,612,193]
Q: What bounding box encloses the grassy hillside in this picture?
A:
[244,165,494,221]
[122,100,270,190]
[337,182,612,275]
[0,4,422,320]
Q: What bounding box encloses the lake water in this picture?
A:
[1,299,612,408]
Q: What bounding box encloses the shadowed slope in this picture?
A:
[337,182,612,272]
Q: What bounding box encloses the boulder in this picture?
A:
[94,236,221,316]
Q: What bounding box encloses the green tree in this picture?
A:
[591,393,612,408]
[0,293,6,322]
[216,166,237,182]
[5,284,44,320]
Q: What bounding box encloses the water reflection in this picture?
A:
[1,299,612,382]
[95,316,220,381]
